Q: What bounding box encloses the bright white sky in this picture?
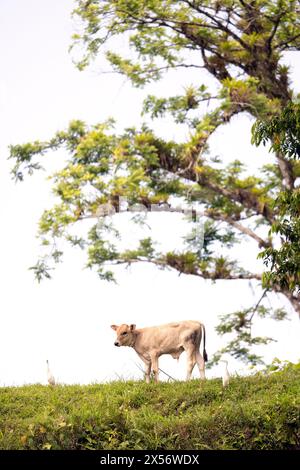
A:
[0,0,299,386]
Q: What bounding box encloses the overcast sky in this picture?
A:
[0,0,299,386]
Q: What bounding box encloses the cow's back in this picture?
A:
[134,320,202,355]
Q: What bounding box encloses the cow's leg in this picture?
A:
[196,351,206,379]
[185,348,196,381]
[138,355,151,383]
[144,361,151,384]
[150,354,159,383]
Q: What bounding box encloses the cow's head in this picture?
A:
[111,323,136,347]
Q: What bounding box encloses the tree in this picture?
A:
[9,0,300,365]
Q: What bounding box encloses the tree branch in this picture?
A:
[199,179,275,224]
[276,151,295,189]
[266,11,287,54]
[249,288,268,323]
[112,256,262,281]
[182,0,251,50]
[202,210,271,248]
[272,284,300,317]
[275,32,300,50]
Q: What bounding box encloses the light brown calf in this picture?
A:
[111,320,207,383]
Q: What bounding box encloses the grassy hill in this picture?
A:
[0,364,299,450]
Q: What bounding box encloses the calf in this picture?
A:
[111,320,207,383]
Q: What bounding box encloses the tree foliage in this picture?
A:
[253,102,300,293]
[9,0,300,364]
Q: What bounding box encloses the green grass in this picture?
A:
[0,364,299,450]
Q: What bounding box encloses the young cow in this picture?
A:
[111,320,207,383]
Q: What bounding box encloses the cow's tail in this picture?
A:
[201,324,208,362]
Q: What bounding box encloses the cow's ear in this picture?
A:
[130,324,136,331]
[111,325,118,331]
